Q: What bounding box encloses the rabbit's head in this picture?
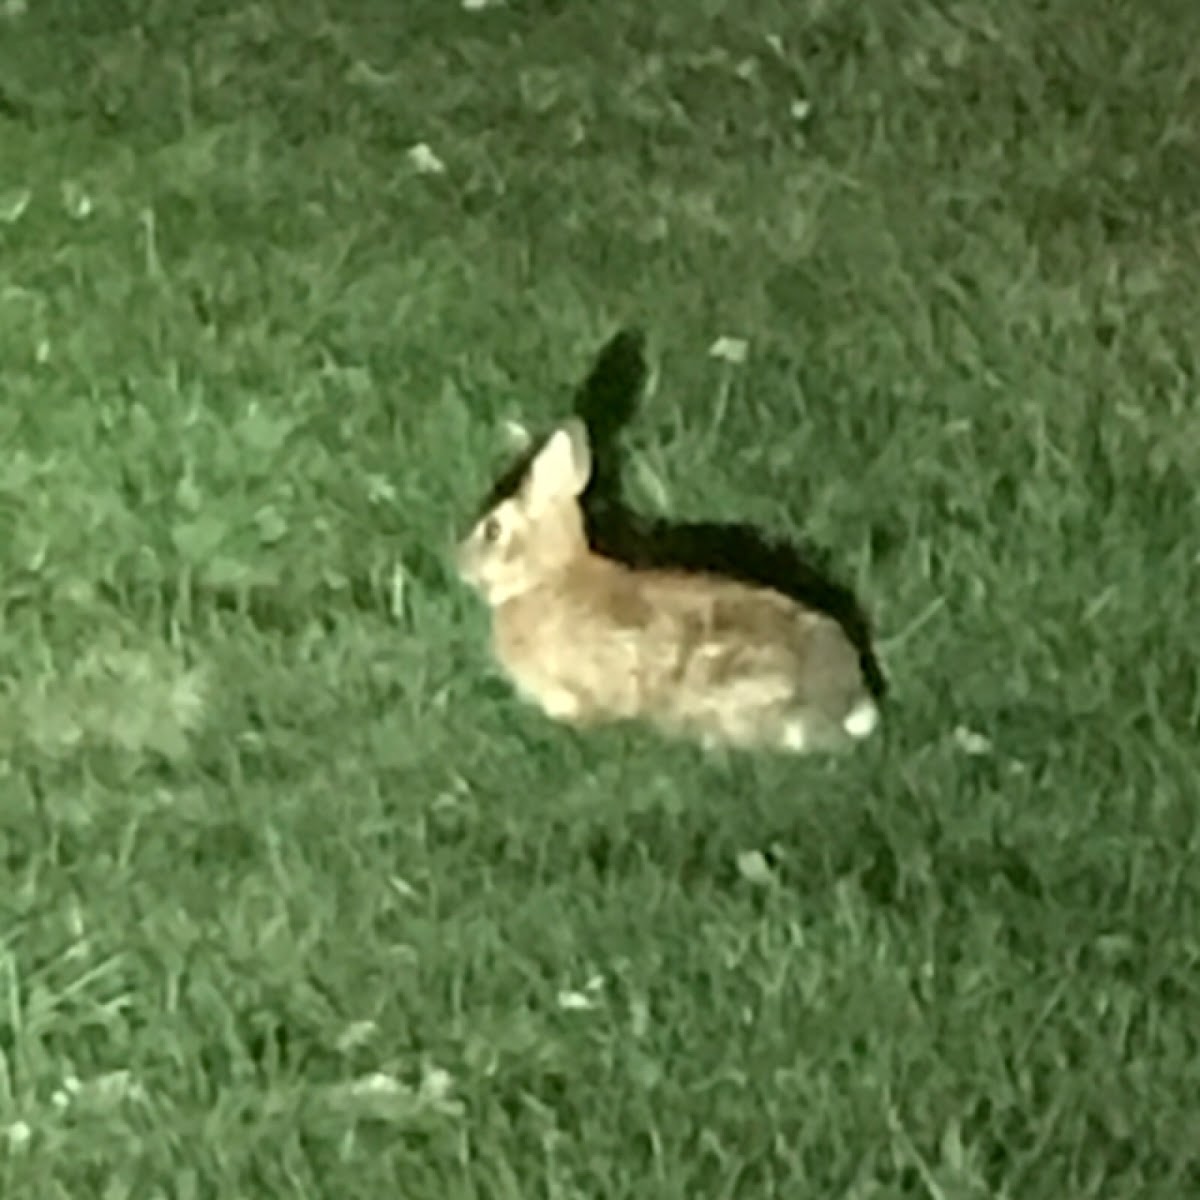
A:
[457,418,593,606]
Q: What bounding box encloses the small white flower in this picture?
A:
[407,143,446,175]
[953,725,993,756]
[708,335,748,364]
[6,1120,31,1149]
[790,98,813,122]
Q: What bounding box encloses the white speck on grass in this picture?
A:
[953,725,993,756]
[336,1021,378,1054]
[365,473,397,505]
[502,418,532,449]
[557,990,596,1011]
[351,1072,403,1097]
[736,849,776,887]
[462,0,503,9]
[790,98,813,122]
[388,874,418,900]
[345,61,402,88]
[334,1066,462,1120]
[558,974,604,1011]
[709,335,748,364]
[65,897,89,958]
[5,1121,31,1149]
[629,994,651,1038]
[407,143,446,175]
[388,563,407,622]
[51,1083,74,1110]
[91,1070,145,1105]
[0,188,31,223]
[418,1064,456,1105]
[428,776,472,818]
[254,504,288,545]
[61,181,93,219]
[51,1070,143,1112]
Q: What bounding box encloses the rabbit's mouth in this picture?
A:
[455,544,506,604]
[469,572,532,608]
[458,552,541,608]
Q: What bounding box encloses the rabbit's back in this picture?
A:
[641,570,864,745]
[494,561,870,747]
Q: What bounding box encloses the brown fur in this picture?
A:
[457,419,878,752]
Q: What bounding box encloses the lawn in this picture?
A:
[0,0,1198,1195]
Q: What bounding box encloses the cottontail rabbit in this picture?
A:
[457,419,879,752]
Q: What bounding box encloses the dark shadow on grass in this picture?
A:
[571,327,889,703]
[0,89,34,124]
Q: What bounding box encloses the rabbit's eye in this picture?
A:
[481,515,502,544]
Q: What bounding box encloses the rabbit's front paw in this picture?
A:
[540,687,586,723]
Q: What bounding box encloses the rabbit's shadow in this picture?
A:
[571,328,888,703]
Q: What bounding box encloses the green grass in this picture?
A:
[1,0,1198,1195]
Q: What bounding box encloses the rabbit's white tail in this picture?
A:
[843,696,880,739]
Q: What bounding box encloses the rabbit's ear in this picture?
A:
[526,418,592,508]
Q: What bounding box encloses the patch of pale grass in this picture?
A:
[3,640,206,760]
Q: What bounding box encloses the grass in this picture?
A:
[0,0,1198,1194]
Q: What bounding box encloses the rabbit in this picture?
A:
[456,418,880,752]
